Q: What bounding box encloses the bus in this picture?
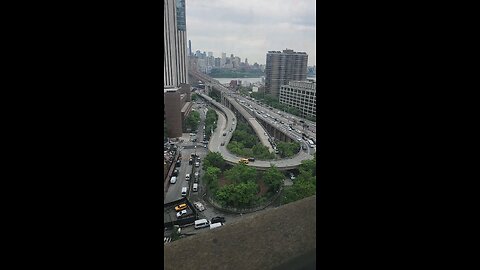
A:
[307,139,315,148]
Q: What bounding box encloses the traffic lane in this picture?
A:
[165,153,191,203]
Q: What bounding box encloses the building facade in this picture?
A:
[265,49,308,98]
[164,0,191,138]
[279,80,316,119]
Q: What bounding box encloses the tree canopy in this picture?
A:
[185,111,200,131]
[203,151,225,171]
[276,141,300,158]
[216,181,259,208]
[262,165,284,192]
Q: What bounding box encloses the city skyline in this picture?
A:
[186,0,316,66]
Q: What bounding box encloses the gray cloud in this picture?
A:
[186,0,316,66]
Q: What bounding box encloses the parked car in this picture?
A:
[248,157,255,162]
[173,169,179,176]
[176,160,181,167]
[170,176,177,184]
[302,145,307,150]
[193,183,198,192]
[221,142,225,146]
[223,132,227,136]
[193,202,205,211]
[195,162,200,167]
[189,158,193,165]
[175,203,187,211]
[176,209,187,218]
[211,216,225,224]
[194,172,199,179]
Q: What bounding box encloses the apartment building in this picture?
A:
[265,49,308,98]
[279,80,316,119]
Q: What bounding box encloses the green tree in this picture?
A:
[216,181,259,208]
[191,93,197,101]
[203,166,221,192]
[282,178,316,204]
[276,142,300,158]
[203,152,225,171]
[263,165,284,192]
[185,111,200,131]
[224,163,257,184]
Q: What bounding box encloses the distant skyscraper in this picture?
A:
[188,40,192,56]
[265,49,308,98]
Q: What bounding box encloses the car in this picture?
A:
[185,174,190,180]
[223,132,226,136]
[176,209,188,218]
[302,145,307,150]
[248,157,255,162]
[221,142,225,146]
[290,173,296,180]
[239,158,249,164]
[193,183,198,192]
[170,176,177,184]
[204,144,207,148]
[211,216,225,224]
[176,160,181,167]
[193,202,205,211]
[173,169,179,176]
[175,203,187,211]
[189,158,193,165]
[195,162,200,167]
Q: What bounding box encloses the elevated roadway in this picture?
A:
[199,92,313,171]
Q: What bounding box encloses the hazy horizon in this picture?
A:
[186,0,316,66]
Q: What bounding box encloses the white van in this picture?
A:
[193,183,198,192]
[210,222,223,230]
[194,219,209,229]
[181,187,188,197]
[170,176,177,184]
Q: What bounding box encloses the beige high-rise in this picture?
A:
[265,49,308,98]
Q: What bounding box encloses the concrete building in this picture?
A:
[164,0,192,138]
[265,49,308,98]
[164,84,192,137]
[279,79,316,119]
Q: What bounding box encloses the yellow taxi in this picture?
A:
[175,203,187,211]
[239,158,249,164]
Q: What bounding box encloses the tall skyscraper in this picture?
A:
[164,0,192,138]
[265,49,308,98]
[164,0,188,88]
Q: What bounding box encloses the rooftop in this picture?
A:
[164,195,316,270]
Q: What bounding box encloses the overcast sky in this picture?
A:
[186,0,316,66]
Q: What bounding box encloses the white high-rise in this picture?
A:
[164,0,188,89]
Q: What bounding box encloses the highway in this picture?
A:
[191,69,316,142]
[198,92,314,170]
[190,70,316,170]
